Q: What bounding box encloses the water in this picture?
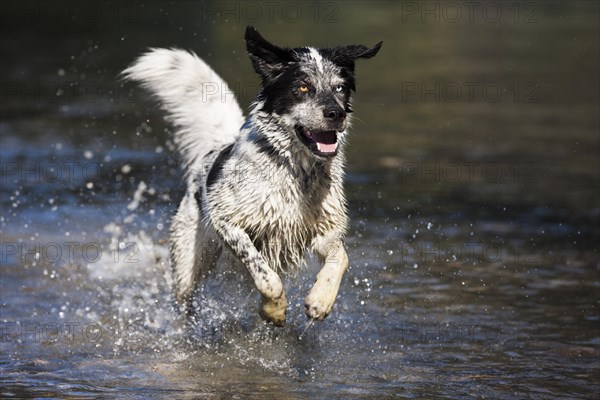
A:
[1,2,599,398]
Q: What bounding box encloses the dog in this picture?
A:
[123,26,381,326]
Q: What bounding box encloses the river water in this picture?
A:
[1,2,598,398]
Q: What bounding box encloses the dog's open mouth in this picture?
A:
[295,126,339,157]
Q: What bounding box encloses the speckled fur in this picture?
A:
[124,26,381,326]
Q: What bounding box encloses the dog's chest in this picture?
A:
[249,168,328,234]
[247,174,334,271]
[206,147,345,271]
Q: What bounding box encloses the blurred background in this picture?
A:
[1,1,598,398]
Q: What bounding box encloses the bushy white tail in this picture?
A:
[123,48,244,173]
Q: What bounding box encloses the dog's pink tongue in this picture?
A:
[317,142,337,153]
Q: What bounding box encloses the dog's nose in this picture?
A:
[324,107,346,120]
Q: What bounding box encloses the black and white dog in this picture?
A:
[124,26,381,326]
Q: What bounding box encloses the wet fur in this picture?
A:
[123,26,381,326]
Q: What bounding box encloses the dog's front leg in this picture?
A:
[305,236,349,321]
[213,220,287,326]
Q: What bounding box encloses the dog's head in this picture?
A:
[245,26,382,159]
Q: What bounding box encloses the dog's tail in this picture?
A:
[122,48,244,172]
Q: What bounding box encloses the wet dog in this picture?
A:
[124,26,381,326]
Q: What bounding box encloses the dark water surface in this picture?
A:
[1,2,599,398]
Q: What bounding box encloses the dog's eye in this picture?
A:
[335,85,344,93]
[298,85,309,93]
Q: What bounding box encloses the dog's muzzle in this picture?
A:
[295,126,341,158]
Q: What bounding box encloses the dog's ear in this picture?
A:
[245,26,296,81]
[324,42,382,92]
[328,41,383,68]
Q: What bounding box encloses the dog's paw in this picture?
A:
[259,292,287,327]
[304,285,337,321]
